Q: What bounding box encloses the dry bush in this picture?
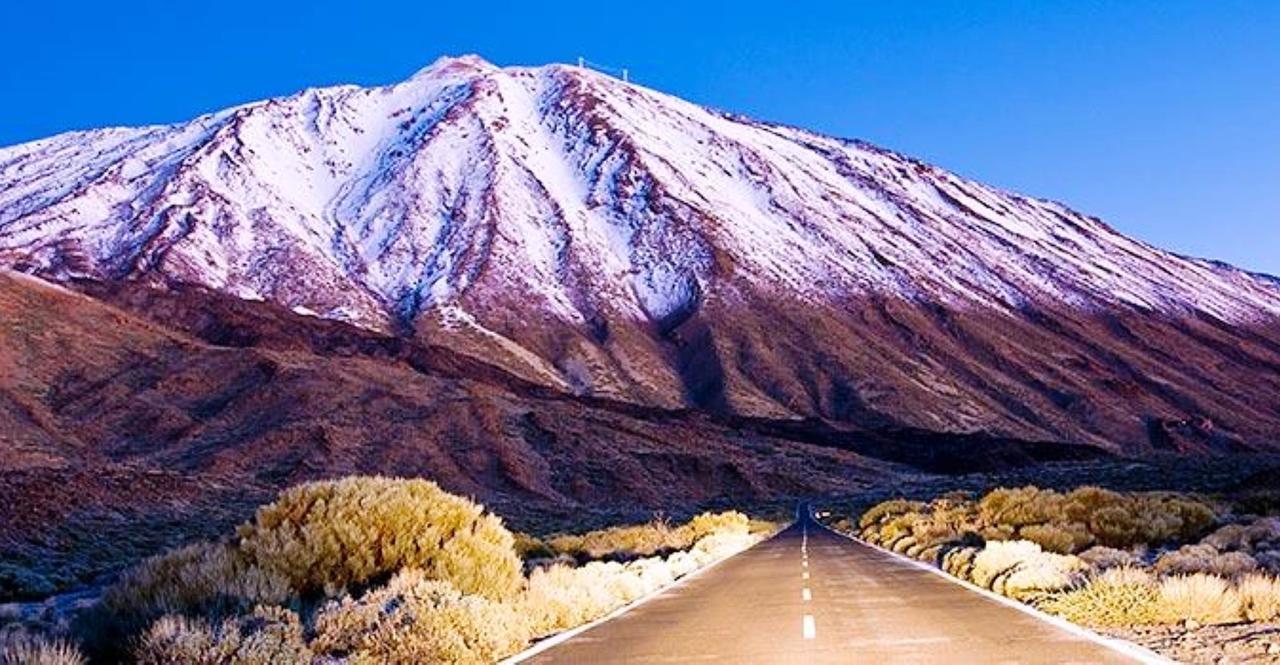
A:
[1019,522,1094,554]
[1077,546,1139,570]
[237,477,522,600]
[1157,574,1243,625]
[1040,568,1162,627]
[1202,524,1250,552]
[859,500,927,531]
[311,571,529,664]
[967,540,1086,600]
[942,546,979,579]
[1000,551,1088,602]
[980,487,1065,528]
[0,631,85,665]
[102,542,291,618]
[1257,550,1280,575]
[681,511,749,541]
[85,541,293,657]
[135,606,311,665]
[970,540,1045,590]
[1155,545,1258,577]
[545,511,750,561]
[1237,574,1280,622]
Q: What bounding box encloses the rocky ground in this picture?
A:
[1104,623,1280,664]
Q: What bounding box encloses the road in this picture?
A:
[525,511,1147,664]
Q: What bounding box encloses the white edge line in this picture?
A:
[817,520,1173,665]
[499,525,788,664]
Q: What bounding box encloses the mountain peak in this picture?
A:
[1,58,1278,449]
[410,53,499,79]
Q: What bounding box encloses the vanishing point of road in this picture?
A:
[524,510,1151,664]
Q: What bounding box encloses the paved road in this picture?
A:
[527,511,1144,664]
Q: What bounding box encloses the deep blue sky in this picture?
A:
[3,2,1276,274]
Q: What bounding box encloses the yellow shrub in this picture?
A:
[681,511,750,541]
[1237,573,1280,622]
[980,487,1066,528]
[0,632,85,665]
[859,500,927,530]
[1040,568,1161,627]
[1157,574,1243,625]
[102,542,292,620]
[1019,523,1094,554]
[236,477,522,600]
[942,546,979,579]
[135,606,311,665]
[311,571,529,664]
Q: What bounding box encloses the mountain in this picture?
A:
[2,54,1279,452]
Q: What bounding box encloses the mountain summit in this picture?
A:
[2,56,1278,450]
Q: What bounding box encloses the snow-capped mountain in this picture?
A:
[3,55,1279,450]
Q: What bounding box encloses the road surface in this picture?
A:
[526,511,1144,664]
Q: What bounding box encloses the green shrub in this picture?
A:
[236,477,522,600]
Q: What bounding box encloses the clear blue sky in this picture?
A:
[2,1,1276,275]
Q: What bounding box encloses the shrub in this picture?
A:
[681,511,749,542]
[859,500,926,531]
[1157,574,1243,625]
[971,540,1045,590]
[1019,523,1093,554]
[236,477,522,600]
[942,546,979,579]
[1155,545,1258,577]
[135,605,312,665]
[1257,550,1280,575]
[0,631,86,665]
[311,571,529,664]
[1237,573,1280,622]
[979,487,1064,528]
[1041,568,1162,627]
[1077,546,1139,571]
[1000,551,1088,602]
[1202,524,1250,552]
[86,542,292,657]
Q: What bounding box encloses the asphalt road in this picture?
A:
[526,511,1144,664]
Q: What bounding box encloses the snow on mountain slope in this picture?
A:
[2,55,1279,450]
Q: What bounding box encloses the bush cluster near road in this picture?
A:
[16,476,770,664]
[850,485,1280,628]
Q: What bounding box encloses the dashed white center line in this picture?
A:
[802,571,809,580]
[802,588,812,601]
[802,560,808,567]
[802,614,816,639]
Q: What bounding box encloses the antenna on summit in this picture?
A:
[577,56,585,69]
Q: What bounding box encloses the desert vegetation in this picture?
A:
[9,476,770,664]
[849,485,1280,632]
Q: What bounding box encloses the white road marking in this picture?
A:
[803,560,808,567]
[803,614,816,639]
[802,588,812,601]
[802,571,809,580]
